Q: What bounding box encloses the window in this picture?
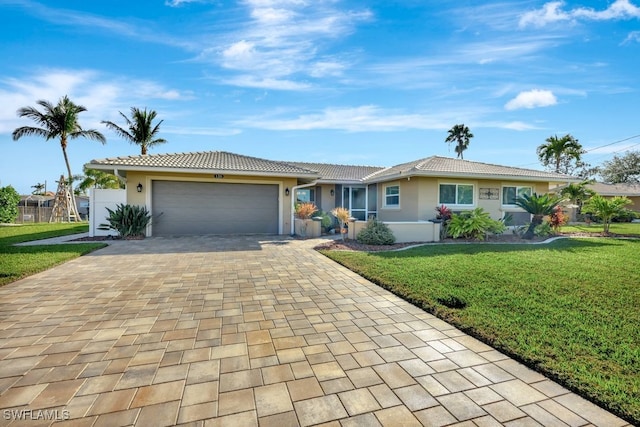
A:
[296,188,315,204]
[384,185,399,207]
[502,186,532,206]
[439,184,474,206]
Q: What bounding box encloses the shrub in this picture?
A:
[356,217,396,245]
[295,202,317,219]
[612,208,638,223]
[0,186,20,223]
[549,206,567,232]
[314,210,333,229]
[447,208,505,240]
[99,203,151,238]
[534,221,553,237]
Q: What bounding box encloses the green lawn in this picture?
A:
[0,223,106,287]
[562,222,640,236]
[321,238,640,424]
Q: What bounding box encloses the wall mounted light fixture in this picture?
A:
[330,189,335,196]
[285,187,290,196]
[136,183,143,193]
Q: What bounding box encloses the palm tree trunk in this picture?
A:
[61,140,73,189]
[523,214,543,240]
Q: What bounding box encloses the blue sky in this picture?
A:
[1,0,639,194]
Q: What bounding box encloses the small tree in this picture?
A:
[582,195,632,235]
[0,186,20,223]
[515,192,564,239]
[560,181,595,216]
[331,207,350,240]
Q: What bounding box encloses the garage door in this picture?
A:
[152,181,279,236]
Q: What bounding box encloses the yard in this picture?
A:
[0,223,106,287]
[320,235,640,424]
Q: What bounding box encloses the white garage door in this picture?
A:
[152,181,279,236]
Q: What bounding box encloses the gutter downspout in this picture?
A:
[290,181,319,235]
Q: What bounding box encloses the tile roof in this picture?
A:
[288,162,384,183]
[89,151,320,177]
[88,151,578,183]
[366,156,577,182]
[587,182,640,196]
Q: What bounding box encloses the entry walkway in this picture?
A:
[0,236,630,426]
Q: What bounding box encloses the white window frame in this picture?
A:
[383,184,400,209]
[438,183,475,208]
[501,185,532,207]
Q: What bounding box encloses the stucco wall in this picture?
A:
[317,184,337,214]
[348,220,440,243]
[377,177,551,222]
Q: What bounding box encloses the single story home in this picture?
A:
[587,182,640,212]
[87,151,578,241]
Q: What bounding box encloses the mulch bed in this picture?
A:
[70,235,144,241]
[315,234,552,252]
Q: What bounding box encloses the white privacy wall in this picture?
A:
[89,189,126,237]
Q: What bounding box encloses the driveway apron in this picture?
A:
[0,236,630,426]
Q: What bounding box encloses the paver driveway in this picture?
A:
[0,236,630,426]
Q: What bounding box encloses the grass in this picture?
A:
[0,223,107,287]
[321,238,640,424]
[561,222,640,236]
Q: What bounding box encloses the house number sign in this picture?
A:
[213,174,224,179]
[479,188,499,200]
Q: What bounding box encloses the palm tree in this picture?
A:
[515,192,564,239]
[445,124,474,159]
[102,107,166,155]
[31,183,45,195]
[582,195,631,235]
[560,181,595,216]
[12,96,106,189]
[537,134,584,174]
[75,166,124,195]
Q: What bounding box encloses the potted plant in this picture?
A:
[295,202,318,237]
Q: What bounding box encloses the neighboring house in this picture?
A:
[87,151,578,241]
[17,194,90,222]
[587,182,640,212]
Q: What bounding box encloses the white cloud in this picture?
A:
[622,31,640,44]
[519,1,570,28]
[236,105,453,132]
[0,69,191,134]
[573,0,640,20]
[165,0,216,7]
[223,76,311,90]
[519,0,640,28]
[210,1,372,90]
[505,89,557,110]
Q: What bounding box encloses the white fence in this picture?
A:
[89,189,126,237]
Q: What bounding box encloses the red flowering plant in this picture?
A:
[435,204,452,222]
[549,205,567,233]
[435,204,453,239]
